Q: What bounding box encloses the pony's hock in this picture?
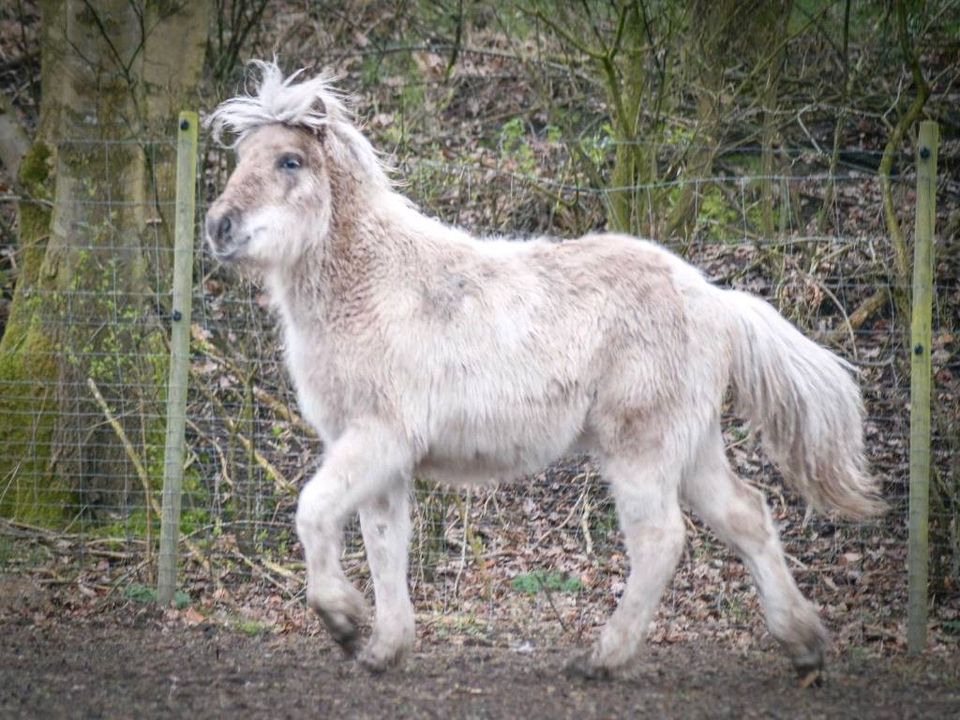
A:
[205,60,884,680]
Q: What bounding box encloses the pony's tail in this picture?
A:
[724,291,885,519]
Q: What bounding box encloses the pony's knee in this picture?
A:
[296,476,333,539]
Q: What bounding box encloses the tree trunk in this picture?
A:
[603,4,656,237]
[758,2,792,242]
[0,0,210,524]
[661,0,735,243]
[533,1,676,237]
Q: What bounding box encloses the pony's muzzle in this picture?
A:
[205,208,241,260]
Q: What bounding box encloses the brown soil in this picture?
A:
[2,576,958,720]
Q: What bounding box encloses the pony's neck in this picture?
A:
[263,257,321,327]
[265,141,460,335]
[266,187,413,331]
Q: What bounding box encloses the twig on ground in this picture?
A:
[822,289,888,346]
[232,550,296,596]
[541,582,571,635]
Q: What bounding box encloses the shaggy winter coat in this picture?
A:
[205,61,882,680]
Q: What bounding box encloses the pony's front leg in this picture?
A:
[357,483,414,672]
[295,424,412,657]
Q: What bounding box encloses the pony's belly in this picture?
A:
[416,412,583,485]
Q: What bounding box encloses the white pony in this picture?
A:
[205,61,883,681]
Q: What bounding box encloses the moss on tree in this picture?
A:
[0,0,211,527]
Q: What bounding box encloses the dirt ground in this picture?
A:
[2,577,958,720]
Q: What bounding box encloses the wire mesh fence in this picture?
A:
[0,137,178,534]
[0,63,957,652]
[189,145,955,648]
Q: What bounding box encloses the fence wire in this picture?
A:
[0,101,957,652]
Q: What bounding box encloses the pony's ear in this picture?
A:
[309,96,328,140]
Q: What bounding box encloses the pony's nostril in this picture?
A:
[206,211,236,248]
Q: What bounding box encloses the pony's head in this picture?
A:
[204,61,389,269]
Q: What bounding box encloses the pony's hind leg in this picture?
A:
[681,427,828,680]
[296,423,413,657]
[573,456,686,679]
[356,482,415,672]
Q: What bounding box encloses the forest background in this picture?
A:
[0,0,957,688]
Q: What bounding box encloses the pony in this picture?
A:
[204,61,883,681]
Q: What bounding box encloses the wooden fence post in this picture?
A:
[157,112,198,606]
[907,120,938,654]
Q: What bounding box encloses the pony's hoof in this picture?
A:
[358,642,407,674]
[317,608,362,657]
[793,648,826,688]
[309,583,368,657]
[357,616,414,673]
[564,653,614,681]
[797,667,824,689]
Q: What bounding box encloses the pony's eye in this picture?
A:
[278,154,302,171]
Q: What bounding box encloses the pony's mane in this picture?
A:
[206,60,348,145]
[207,60,391,187]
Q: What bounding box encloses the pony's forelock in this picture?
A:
[206,60,350,147]
[206,60,394,189]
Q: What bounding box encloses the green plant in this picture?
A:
[124,583,189,609]
[943,619,960,636]
[577,123,615,173]
[696,185,740,242]
[124,583,156,603]
[499,117,537,176]
[511,570,582,596]
[234,618,269,637]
